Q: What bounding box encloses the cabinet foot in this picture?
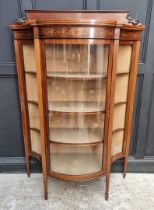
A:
[26,157,30,177]
[105,173,110,201]
[105,192,109,200]
[44,192,48,200]
[27,171,30,177]
[123,156,128,179]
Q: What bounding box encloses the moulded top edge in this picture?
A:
[9,21,144,31]
[25,9,129,13]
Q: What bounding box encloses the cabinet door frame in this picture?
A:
[35,38,115,180]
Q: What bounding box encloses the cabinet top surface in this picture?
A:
[10,10,144,31]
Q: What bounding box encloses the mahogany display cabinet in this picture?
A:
[10,10,144,200]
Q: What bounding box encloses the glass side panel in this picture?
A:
[30,130,41,154]
[46,43,109,175]
[23,43,36,72]
[113,104,126,131]
[25,74,38,103]
[50,143,103,175]
[28,103,40,130]
[115,75,129,103]
[23,43,41,155]
[111,131,124,156]
[117,45,132,73]
[111,45,132,158]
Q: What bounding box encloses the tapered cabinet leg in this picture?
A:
[105,173,110,200]
[123,156,128,178]
[42,172,48,200]
[25,156,30,177]
[14,40,31,178]
[43,177,48,200]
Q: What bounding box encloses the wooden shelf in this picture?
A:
[112,128,124,135]
[49,128,103,144]
[116,72,129,76]
[30,127,40,133]
[50,141,102,146]
[48,101,105,113]
[47,72,107,80]
[25,71,36,74]
[25,71,108,80]
[114,101,126,106]
[28,100,38,105]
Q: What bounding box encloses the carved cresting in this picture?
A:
[16,16,27,24]
[12,13,142,40]
[126,14,140,25]
[13,16,33,40]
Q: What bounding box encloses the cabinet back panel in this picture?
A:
[111,131,124,156]
[115,75,129,103]
[30,130,41,155]
[23,44,36,72]
[117,45,132,73]
[28,103,40,129]
[113,104,126,131]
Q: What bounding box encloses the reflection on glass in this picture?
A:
[46,44,108,75]
[46,43,108,175]
[49,112,104,143]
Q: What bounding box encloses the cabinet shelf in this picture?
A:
[30,127,40,133]
[25,71,36,74]
[117,72,129,76]
[28,100,38,105]
[25,71,129,78]
[48,101,105,113]
[112,128,124,135]
[49,128,103,144]
[47,72,107,80]
[114,101,126,106]
[50,141,102,146]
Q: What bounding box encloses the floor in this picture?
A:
[0,173,154,210]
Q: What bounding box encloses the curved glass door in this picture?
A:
[45,42,109,175]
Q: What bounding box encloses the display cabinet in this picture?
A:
[10,10,144,200]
